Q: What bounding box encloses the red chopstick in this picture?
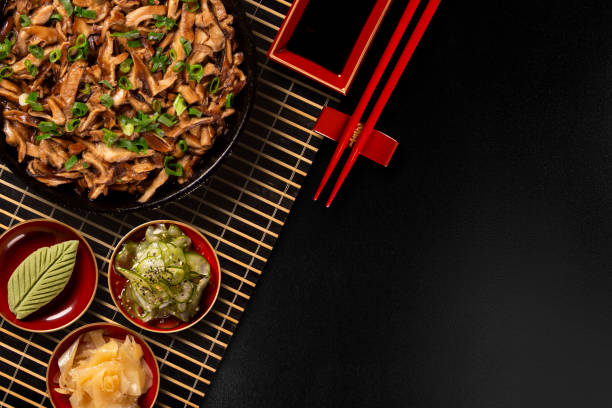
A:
[325,0,442,207]
[313,0,422,201]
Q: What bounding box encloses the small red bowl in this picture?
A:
[46,322,160,408]
[0,219,98,332]
[108,220,221,333]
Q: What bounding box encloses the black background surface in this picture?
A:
[205,1,612,407]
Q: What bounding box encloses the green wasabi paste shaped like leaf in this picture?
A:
[7,240,79,319]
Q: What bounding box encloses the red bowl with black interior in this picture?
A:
[46,322,160,408]
[108,220,221,333]
[0,219,98,332]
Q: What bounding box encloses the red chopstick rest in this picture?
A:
[313,107,398,167]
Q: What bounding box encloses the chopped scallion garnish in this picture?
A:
[110,30,140,39]
[163,156,183,176]
[19,14,30,27]
[71,101,88,118]
[157,113,177,127]
[119,57,133,73]
[0,66,13,79]
[225,92,234,108]
[177,139,188,152]
[64,155,78,170]
[102,129,117,146]
[179,37,191,56]
[28,45,43,59]
[74,6,96,19]
[99,80,114,89]
[59,0,74,16]
[65,118,80,132]
[147,31,165,42]
[100,93,114,108]
[118,76,133,90]
[24,59,37,76]
[188,107,202,117]
[25,92,43,111]
[209,76,220,94]
[188,64,204,83]
[49,49,61,63]
[173,94,187,116]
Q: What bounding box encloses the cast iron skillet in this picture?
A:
[0,0,255,214]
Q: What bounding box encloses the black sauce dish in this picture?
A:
[0,0,255,214]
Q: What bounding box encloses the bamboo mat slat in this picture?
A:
[0,0,336,406]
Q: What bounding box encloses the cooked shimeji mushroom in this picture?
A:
[0,0,246,202]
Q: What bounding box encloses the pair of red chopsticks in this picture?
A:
[314,0,442,207]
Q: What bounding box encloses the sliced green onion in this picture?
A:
[116,136,148,153]
[177,139,188,152]
[225,92,234,108]
[75,34,88,48]
[110,30,140,39]
[147,31,164,42]
[65,118,80,132]
[188,64,204,83]
[36,133,53,141]
[179,37,191,56]
[82,161,89,168]
[74,6,96,19]
[28,45,43,59]
[151,49,168,73]
[188,107,202,117]
[157,113,177,127]
[59,0,74,16]
[173,94,186,115]
[100,93,114,108]
[64,155,77,170]
[99,80,114,89]
[24,59,37,76]
[67,46,85,61]
[169,49,177,60]
[0,66,13,79]
[172,61,186,72]
[49,49,61,63]
[25,92,43,111]
[151,99,161,113]
[119,57,133,73]
[163,156,183,176]
[49,12,63,22]
[180,0,199,12]
[38,121,59,133]
[119,115,135,136]
[154,15,176,30]
[0,33,16,60]
[80,83,91,94]
[127,40,142,48]
[102,129,117,146]
[19,14,30,27]
[71,101,88,118]
[209,76,220,94]
[118,76,133,90]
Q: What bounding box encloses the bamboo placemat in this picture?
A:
[0,0,341,406]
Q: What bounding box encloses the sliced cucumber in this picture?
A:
[135,256,165,281]
[171,235,191,249]
[115,241,137,268]
[167,224,182,238]
[145,224,166,242]
[166,266,185,285]
[175,281,194,302]
[185,252,210,276]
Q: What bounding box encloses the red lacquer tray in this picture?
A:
[108,220,221,333]
[46,322,160,408]
[0,219,98,332]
